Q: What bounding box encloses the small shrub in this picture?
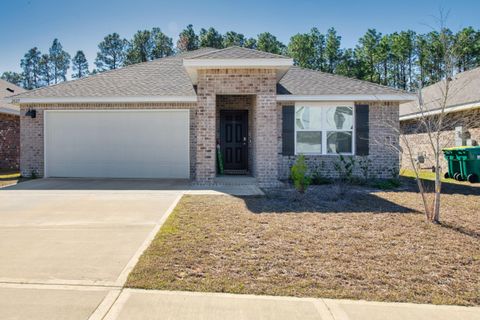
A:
[358,157,372,182]
[30,170,38,179]
[311,161,332,185]
[333,154,356,183]
[290,155,311,193]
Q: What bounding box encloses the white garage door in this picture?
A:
[44,110,190,179]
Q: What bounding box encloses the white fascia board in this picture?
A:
[0,107,20,116]
[400,101,480,121]
[276,94,417,102]
[183,58,293,68]
[8,96,198,104]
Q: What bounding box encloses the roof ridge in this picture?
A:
[289,66,410,95]
[184,46,290,59]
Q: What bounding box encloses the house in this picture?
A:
[7,47,414,186]
[399,66,480,172]
[0,79,25,170]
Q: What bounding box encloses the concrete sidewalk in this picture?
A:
[99,289,480,320]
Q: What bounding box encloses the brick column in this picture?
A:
[195,71,217,183]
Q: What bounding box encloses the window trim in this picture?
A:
[294,102,356,156]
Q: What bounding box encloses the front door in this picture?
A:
[220,110,248,173]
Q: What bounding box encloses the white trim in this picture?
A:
[400,101,480,120]
[183,58,293,68]
[277,94,416,102]
[43,109,190,179]
[10,95,198,104]
[293,102,356,156]
[0,107,20,116]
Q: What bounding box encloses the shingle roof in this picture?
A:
[185,46,289,60]
[400,66,480,117]
[9,47,410,101]
[278,66,408,96]
[0,79,24,115]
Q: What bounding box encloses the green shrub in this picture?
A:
[333,155,356,183]
[311,161,331,185]
[370,179,401,190]
[290,155,311,193]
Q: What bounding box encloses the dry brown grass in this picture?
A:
[127,184,480,306]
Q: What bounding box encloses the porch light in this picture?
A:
[25,108,36,118]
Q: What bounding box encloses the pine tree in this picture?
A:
[257,32,286,54]
[199,27,224,48]
[0,71,23,87]
[176,24,199,52]
[223,31,245,47]
[49,39,70,84]
[125,30,152,65]
[151,28,174,59]
[325,28,342,73]
[38,54,53,86]
[20,47,42,89]
[288,33,315,68]
[310,28,326,71]
[72,51,89,79]
[95,33,128,71]
[244,38,257,49]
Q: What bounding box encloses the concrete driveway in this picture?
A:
[0,179,183,320]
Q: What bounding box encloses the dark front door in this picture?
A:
[220,110,248,173]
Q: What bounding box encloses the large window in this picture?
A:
[295,105,354,155]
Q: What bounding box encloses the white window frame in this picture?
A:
[294,102,356,156]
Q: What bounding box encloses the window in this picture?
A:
[295,105,354,155]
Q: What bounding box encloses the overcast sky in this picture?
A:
[1,0,479,75]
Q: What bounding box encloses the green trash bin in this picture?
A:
[455,146,480,183]
[442,147,462,180]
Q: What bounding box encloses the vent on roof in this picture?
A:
[6,88,14,93]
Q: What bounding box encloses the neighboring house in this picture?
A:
[400,67,480,172]
[7,47,414,186]
[0,79,25,170]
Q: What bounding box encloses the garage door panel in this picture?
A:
[45,110,189,179]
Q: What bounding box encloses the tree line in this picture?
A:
[2,24,480,91]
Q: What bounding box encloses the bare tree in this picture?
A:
[384,13,467,223]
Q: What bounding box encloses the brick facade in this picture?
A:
[196,69,278,186]
[277,101,400,180]
[400,108,480,172]
[0,113,20,170]
[19,73,400,184]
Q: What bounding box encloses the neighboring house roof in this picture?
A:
[400,66,480,120]
[0,79,25,115]
[8,47,414,104]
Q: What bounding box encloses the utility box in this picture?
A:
[455,126,466,146]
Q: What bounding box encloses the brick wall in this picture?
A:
[0,113,20,170]
[277,101,400,180]
[196,69,278,186]
[19,103,197,178]
[400,108,480,172]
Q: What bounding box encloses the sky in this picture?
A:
[1,0,479,76]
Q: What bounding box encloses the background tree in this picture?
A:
[177,24,199,52]
[20,47,41,89]
[310,27,326,71]
[357,29,381,82]
[151,28,174,59]
[49,39,70,84]
[38,53,53,86]
[257,32,286,54]
[454,26,480,72]
[1,71,23,86]
[72,50,89,78]
[243,37,257,49]
[324,28,342,73]
[95,33,128,71]
[199,27,224,48]
[223,31,245,47]
[288,32,315,68]
[125,30,152,65]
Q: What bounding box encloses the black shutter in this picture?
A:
[355,104,369,156]
[282,106,295,156]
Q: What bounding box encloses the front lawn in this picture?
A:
[127,184,480,306]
